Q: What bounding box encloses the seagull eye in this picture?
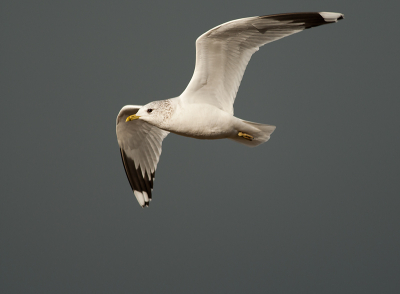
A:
[147,109,153,113]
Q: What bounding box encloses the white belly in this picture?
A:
[165,103,238,139]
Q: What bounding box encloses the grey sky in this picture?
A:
[1,0,399,293]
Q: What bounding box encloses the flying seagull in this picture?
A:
[116,12,344,207]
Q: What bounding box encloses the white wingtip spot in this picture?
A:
[319,12,344,22]
[134,190,145,207]
[142,191,149,203]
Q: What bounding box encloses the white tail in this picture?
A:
[230,119,276,147]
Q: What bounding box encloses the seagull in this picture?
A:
[116,12,344,207]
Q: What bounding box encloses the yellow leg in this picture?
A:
[238,131,254,141]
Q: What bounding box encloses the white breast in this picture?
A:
[166,103,236,139]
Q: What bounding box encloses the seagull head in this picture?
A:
[126,100,173,127]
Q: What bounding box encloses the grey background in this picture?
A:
[1,0,399,293]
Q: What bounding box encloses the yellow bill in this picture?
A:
[126,114,140,122]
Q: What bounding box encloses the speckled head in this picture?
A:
[132,99,175,128]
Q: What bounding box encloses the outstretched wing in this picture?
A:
[180,12,344,115]
[116,105,169,207]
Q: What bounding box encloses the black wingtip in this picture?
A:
[139,201,150,208]
[259,12,344,30]
[120,148,156,207]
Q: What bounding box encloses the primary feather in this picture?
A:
[116,12,344,207]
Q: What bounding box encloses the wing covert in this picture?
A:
[180,12,344,115]
[116,105,169,207]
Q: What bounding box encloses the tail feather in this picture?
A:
[230,119,276,147]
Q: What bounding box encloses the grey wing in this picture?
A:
[116,105,169,207]
[180,12,344,115]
